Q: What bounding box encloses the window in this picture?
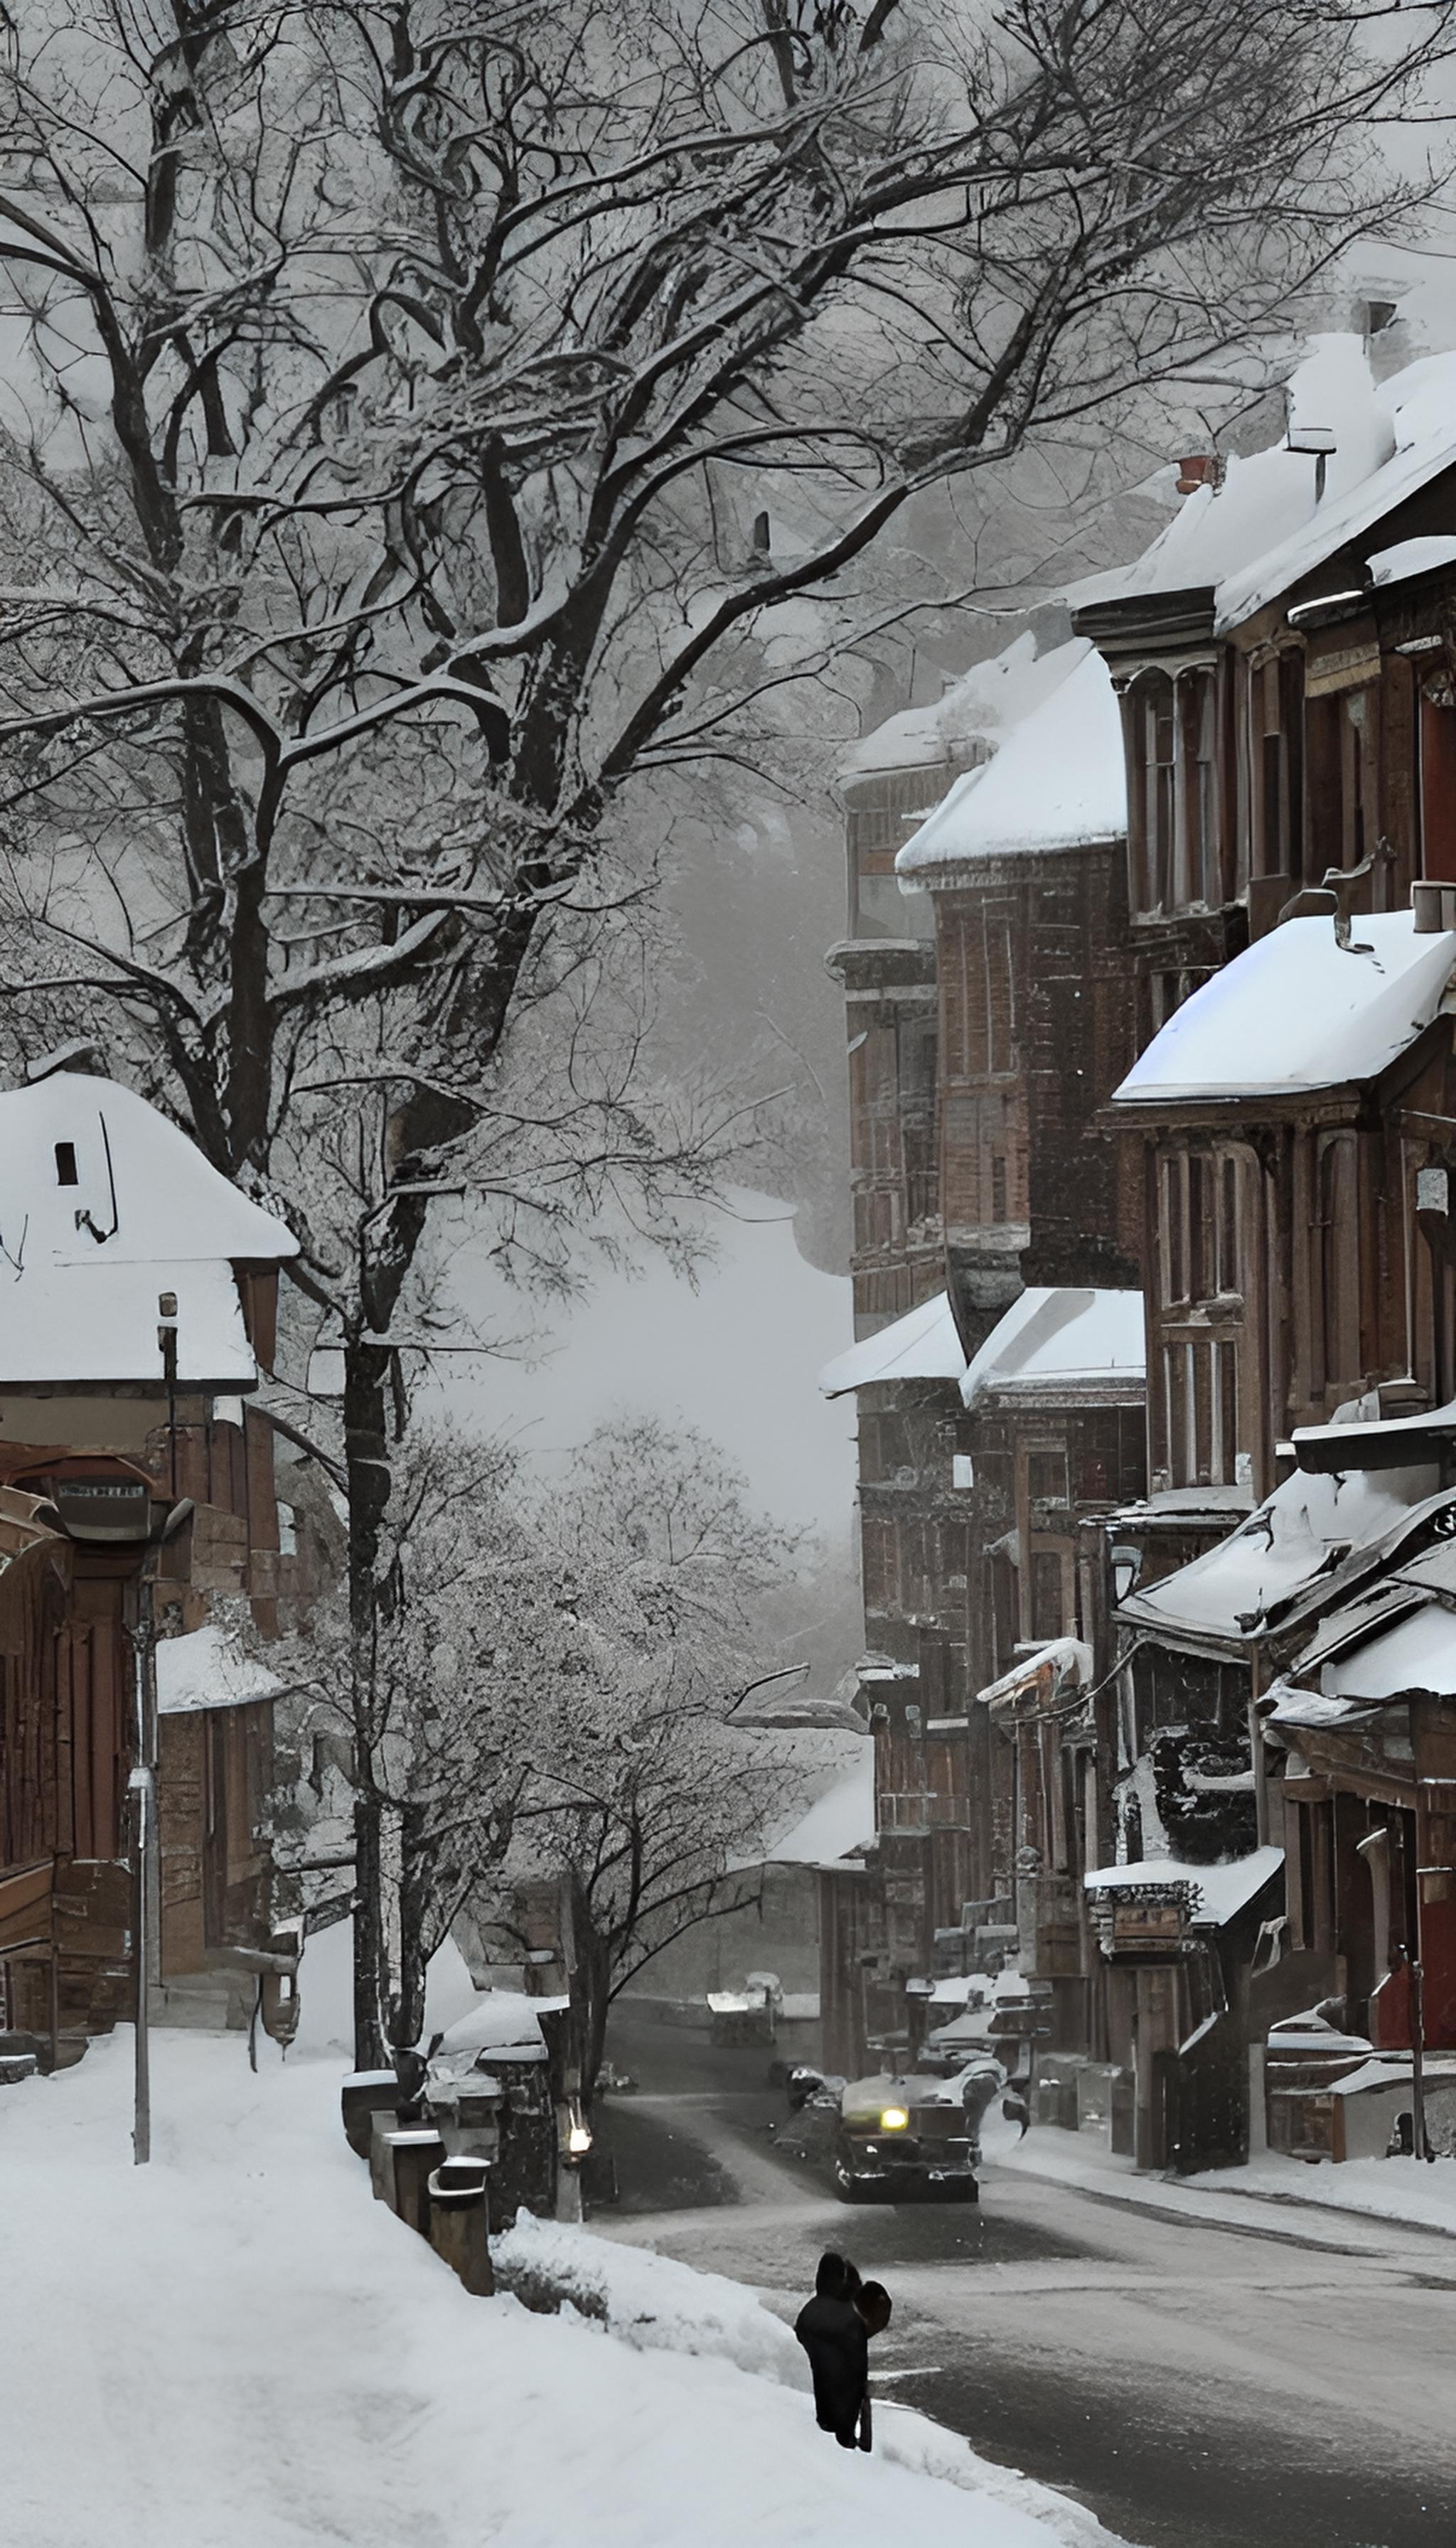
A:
[1027,1449,1069,1505]
[1317,1135,1360,1391]
[54,1141,77,1187]
[1031,1549,1069,1642]
[1251,653,1303,882]
[1188,671,1219,905]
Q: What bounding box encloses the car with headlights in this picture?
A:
[831,2059,1004,2202]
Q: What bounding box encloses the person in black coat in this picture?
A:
[794,2252,869,2448]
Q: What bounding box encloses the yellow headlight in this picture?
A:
[879,2106,909,2131]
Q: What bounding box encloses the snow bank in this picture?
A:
[0,2031,1133,2548]
[1189,2151,1456,2239]
[493,2209,808,2384]
[493,2214,1132,2548]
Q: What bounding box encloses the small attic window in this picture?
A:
[54,1142,77,1187]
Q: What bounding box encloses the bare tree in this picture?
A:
[496,1420,804,2099]
[0,0,1442,2058]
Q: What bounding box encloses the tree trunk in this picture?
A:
[343,1337,397,2070]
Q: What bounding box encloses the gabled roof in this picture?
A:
[0,1074,296,1266]
[961,1288,1145,1409]
[818,1292,964,1397]
[0,1073,296,1391]
[1111,911,1456,1106]
[896,644,1125,878]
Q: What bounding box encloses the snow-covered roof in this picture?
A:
[961,1288,1145,1409]
[841,632,1083,781]
[0,1257,262,1388]
[763,1744,874,1867]
[1071,338,1456,632]
[156,1620,284,1717]
[1215,350,1456,630]
[1264,1535,1456,1711]
[0,1073,297,1390]
[0,1074,297,1265]
[1118,1460,1450,1644]
[1112,912,1456,1106]
[1083,1845,1283,1927]
[818,1292,964,1398]
[896,645,1125,878]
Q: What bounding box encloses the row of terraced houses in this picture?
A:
[814,331,1456,2173]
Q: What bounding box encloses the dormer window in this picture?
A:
[54,1141,77,1187]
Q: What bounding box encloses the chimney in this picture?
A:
[1176,454,1225,496]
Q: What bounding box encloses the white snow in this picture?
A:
[1120,1459,1445,1639]
[1070,337,1456,632]
[764,1742,875,1865]
[1215,348,1456,631]
[1113,911,1456,1104]
[977,1637,1091,1710]
[841,632,1086,780]
[1369,535,1456,588]
[1317,1599,1456,1698]
[0,1073,295,1388]
[1083,1846,1283,1928]
[961,1288,1145,1408]
[1265,1684,1380,1730]
[0,1071,296,1267]
[1187,2149,1456,2237]
[0,2030,1135,2548]
[0,1254,262,1387]
[431,1991,562,2068]
[818,1291,964,1396]
[896,646,1125,877]
[156,1618,284,1716]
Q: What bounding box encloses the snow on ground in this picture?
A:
[1188,2150,1456,2237]
[0,2030,1136,2548]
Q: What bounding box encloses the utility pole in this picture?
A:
[128,1570,159,2166]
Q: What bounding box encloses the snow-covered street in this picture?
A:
[0,2031,1131,2548]
[589,2011,1456,2548]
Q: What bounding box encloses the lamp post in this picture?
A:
[127,1494,194,2166]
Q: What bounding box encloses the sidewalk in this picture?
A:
[992,2116,1456,2250]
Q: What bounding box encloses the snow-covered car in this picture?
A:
[832,2058,1005,2202]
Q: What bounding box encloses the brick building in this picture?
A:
[0,1065,299,2057]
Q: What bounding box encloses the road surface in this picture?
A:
[597,2009,1456,2548]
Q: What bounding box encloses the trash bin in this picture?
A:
[427,2154,494,2296]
